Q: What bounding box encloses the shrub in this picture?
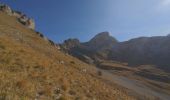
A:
[97,71,102,76]
[70,61,75,64]
[58,96,67,100]
[68,90,76,95]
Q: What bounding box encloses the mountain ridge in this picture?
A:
[1,3,170,100]
[60,32,118,64]
[61,32,170,72]
[0,3,35,30]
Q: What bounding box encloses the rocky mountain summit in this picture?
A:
[60,32,118,64]
[61,32,170,72]
[84,32,118,51]
[0,3,35,30]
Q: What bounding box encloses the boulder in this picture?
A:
[18,15,35,30]
[26,18,35,30]
[12,11,23,18]
[0,4,12,15]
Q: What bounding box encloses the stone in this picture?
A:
[60,61,65,64]
[53,88,63,100]
[18,15,35,30]
[0,4,12,15]
[81,68,87,73]
[12,11,23,18]
[48,39,55,46]
[54,88,61,94]
[0,3,35,30]
[55,44,61,50]
[27,18,35,30]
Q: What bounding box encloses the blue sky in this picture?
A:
[1,0,170,43]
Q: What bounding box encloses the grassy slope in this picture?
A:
[0,12,135,100]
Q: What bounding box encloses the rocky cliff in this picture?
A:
[0,3,35,30]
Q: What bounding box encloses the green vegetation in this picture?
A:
[70,61,75,64]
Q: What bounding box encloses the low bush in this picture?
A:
[70,61,75,64]
[97,71,102,76]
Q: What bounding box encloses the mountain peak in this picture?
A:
[94,31,110,37]
[89,32,118,45]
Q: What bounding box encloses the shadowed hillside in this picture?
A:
[109,36,170,71]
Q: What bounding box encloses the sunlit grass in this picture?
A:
[0,12,136,100]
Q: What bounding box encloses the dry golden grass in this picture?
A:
[0,12,136,100]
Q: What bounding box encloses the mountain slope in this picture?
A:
[109,36,170,71]
[61,32,170,72]
[0,11,135,100]
[60,32,118,64]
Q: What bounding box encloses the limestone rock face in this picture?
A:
[12,11,22,18]
[0,3,35,30]
[60,32,118,64]
[60,38,80,51]
[27,18,35,29]
[85,32,118,51]
[18,15,35,30]
[0,4,12,15]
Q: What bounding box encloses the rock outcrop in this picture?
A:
[60,32,118,64]
[0,3,60,50]
[61,38,80,50]
[61,32,170,72]
[0,3,35,30]
[0,3,12,15]
[84,32,118,51]
[0,11,136,100]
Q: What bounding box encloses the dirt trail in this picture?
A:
[97,68,170,100]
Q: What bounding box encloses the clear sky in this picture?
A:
[1,0,170,43]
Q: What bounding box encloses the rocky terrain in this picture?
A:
[1,3,170,100]
[0,3,35,30]
[61,32,170,72]
[109,36,170,71]
[0,3,139,100]
[61,29,170,100]
[60,32,118,64]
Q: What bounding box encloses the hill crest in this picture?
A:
[0,3,35,30]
